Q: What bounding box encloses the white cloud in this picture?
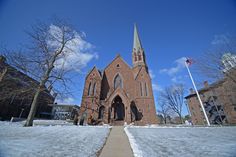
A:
[211,34,229,45]
[47,24,98,72]
[149,69,155,79]
[171,75,189,83]
[171,75,182,83]
[159,57,186,75]
[56,97,75,104]
[152,83,163,92]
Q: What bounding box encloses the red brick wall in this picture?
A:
[79,56,158,125]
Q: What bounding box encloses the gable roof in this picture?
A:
[104,54,132,71]
[185,79,226,99]
[85,66,102,80]
[134,66,149,80]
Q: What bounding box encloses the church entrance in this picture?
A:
[112,96,125,121]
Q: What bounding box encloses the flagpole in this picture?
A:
[185,58,210,126]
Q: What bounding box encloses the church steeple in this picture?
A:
[132,24,146,67]
[133,24,142,51]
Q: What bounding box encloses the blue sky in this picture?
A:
[1,0,236,115]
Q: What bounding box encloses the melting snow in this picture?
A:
[0,121,110,157]
[126,126,236,157]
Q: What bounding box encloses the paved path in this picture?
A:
[99,126,133,157]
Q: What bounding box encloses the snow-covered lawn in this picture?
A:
[0,121,110,157]
[126,126,236,157]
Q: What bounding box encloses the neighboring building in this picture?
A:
[222,53,236,72]
[79,25,158,125]
[185,78,236,125]
[51,104,80,120]
[186,53,236,125]
[0,56,55,120]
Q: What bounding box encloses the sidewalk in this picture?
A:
[99,126,133,157]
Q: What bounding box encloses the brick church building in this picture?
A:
[79,25,158,125]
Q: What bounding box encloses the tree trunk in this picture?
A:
[178,113,183,124]
[24,58,55,127]
[24,85,42,127]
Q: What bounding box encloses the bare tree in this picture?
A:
[196,35,236,84]
[160,84,184,124]
[2,19,93,126]
[157,101,171,124]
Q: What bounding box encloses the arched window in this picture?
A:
[144,82,148,96]
[114,74,123,89]
[88,82,92,96]
[134,53,137,61]
[93,83,96,96]
[138,54,141,60]
[140,82,143,96]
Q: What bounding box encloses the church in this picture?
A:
[79,25,158,125]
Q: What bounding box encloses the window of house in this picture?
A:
[114,74,123,89]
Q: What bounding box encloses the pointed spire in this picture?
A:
[133,24,142,52]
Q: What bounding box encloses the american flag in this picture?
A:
[186,58,194,66]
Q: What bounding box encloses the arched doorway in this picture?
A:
[112,96,125,121]
[98,106,105,120]
[130,102,138,122]
[130,101,142,122]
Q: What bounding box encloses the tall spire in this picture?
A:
[132,24,147,68]
[133,24,142,52]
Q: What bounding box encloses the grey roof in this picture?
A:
[133,24,142,53]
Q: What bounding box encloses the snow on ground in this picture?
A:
[32,120,73,126]
[126,126,236,157]
[0,121,110,157]
[124,127,143,157]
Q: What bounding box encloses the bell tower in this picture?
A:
[132,24,147,68]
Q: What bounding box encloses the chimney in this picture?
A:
[189,88,194,94]
[203,81,209,88]
[0,56,6,64]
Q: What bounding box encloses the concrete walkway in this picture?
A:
[99,126,133,157]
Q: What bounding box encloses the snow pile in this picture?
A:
[32,120,72,126]
[124,127,143,157]
[128,124,195,128]
[126,126,236,157]
[0,121,109,157]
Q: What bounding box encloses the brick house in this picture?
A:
[185,74,236,125]
[79,25,158,125]
[0,56,55,120]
